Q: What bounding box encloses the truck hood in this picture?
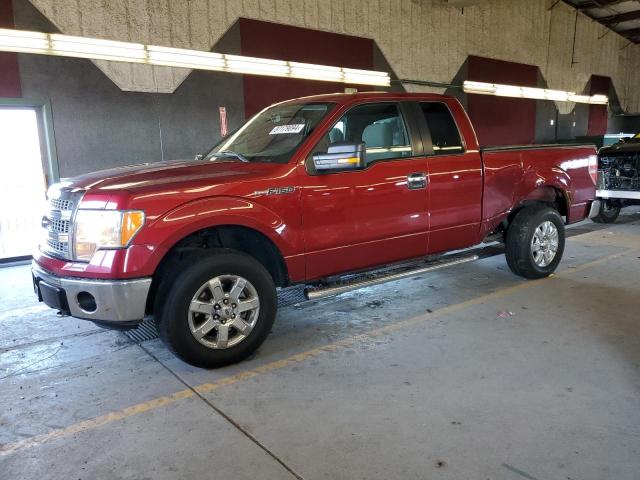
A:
[64,159,280,192]
[599,140,640,156]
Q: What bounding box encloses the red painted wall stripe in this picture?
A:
[0,0,22,98]
[466,55,537,146]
[587,75,610,136]
[239,18,374,117]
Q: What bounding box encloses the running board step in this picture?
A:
[304,253,479,301]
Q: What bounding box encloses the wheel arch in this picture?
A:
[514,184,570,218]
[145,224,290,316]
[512,167,573,222]
[485,183,570,242]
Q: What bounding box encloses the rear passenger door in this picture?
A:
[300,101,430,280]
[416,101,483,253]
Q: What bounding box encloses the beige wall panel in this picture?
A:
[27,0,640,112]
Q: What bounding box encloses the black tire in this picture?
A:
[505,206,565,279]
[154,249,277,368]
[591,200,621,224]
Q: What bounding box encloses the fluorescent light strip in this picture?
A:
[0,29,48,53]
[0,28,391,87]
[463,80,608,105]
[147,46,225,69]
[51,34,147,62]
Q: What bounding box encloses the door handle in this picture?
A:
[407,172,428,190]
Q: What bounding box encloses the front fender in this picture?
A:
[133,195,301,261]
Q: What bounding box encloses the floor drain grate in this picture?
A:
[123,318,159,343]
[122,286,308,344]
[277,285,307,307]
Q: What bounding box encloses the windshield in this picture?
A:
[205,102,334,164]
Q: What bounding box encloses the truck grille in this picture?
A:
[49,218,70,234]
[41,189,83,260]
[598,155,639,191]
[46,237,70,257]
[50,198,72,211]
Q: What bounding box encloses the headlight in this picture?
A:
[74,210,145,261]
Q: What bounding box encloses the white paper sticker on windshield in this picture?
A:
[269,124,305,135]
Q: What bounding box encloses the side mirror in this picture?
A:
[312,142,365,172]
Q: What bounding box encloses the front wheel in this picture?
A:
[505,206,565,279]
[591,199,621,224]
[155,250,277,368]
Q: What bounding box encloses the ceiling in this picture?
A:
[562,0,640,44]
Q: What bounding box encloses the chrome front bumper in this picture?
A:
[32,262,151,324]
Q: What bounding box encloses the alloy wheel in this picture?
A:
[530,221,559,267]
[187,275,260,349]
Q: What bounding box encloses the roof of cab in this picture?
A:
[278,91,454,105]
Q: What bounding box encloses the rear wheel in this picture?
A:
[591,199,621,224]
[505,206,565,279]
[155,250,277,368]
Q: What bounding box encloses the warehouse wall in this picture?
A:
[587,76,610,137]
[11,0,246,177]
[239,18,376,117]
[0,0,20,97]
[609,115,640,136]
[24,0,640,114]
[464,56,608,146]
[466,56,538,146]
[6,0,388,177]
[2,0,638,177]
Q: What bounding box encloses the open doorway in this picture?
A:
[0,108,47,261]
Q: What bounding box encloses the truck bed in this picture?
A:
[479,143,598,234]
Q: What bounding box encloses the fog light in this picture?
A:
[77,291,97,313]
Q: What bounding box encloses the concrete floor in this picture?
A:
[1,210,639,480]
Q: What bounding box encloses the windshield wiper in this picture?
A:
[211,150,249,163]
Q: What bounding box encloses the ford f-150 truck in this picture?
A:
[33,92,600,367]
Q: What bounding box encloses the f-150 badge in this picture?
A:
[253,186,296,196]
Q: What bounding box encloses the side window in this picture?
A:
[420,102,463,155]
[313,103,413,166]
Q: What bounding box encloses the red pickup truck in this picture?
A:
[33,92,599,367]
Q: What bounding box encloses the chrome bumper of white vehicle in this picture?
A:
[32,262,151,324]
[596,189,640,201]
[588,199,602,219]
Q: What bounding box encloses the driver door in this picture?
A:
[299,102,430,280]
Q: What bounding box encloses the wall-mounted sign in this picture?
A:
[219,106,228,137]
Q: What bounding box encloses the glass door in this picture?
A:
[0,108,47,260]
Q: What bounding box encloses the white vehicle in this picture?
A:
[593,132,640,223]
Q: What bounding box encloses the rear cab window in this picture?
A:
[419,102,464,155]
